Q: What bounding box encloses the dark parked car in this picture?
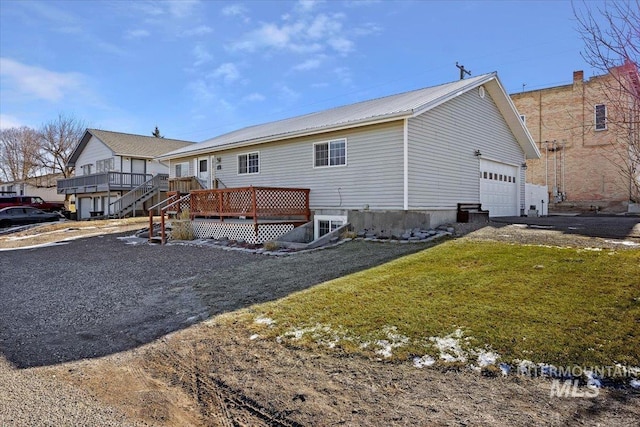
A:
[0,206,61,228]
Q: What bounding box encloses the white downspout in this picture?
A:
[403,118,409,211]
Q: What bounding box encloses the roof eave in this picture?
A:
[159,112,411,160]
[411,72,498,118]
[485,78,541,159]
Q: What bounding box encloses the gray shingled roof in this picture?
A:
[69,129,195,166]
[162,73,498,158]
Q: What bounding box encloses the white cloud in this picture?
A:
[222,4,250,22]
[243,93,266,102]
[187,79,215,102]
[211,63,240,84]
[275,83,300,102]
[192,45,213,67]
[334,66,352,85]
[0,58,86,102]
[182,25,213,37]
[168,0,200,18]
[227,9,358,57]
[296,0,323,13]
[328,37,354,55]
[292,57,323,71]
[0,114,23,130]
[124,29,151,39]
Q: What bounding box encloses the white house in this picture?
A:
[1,173,65,202]
[57,129,194,220]
[160,73,540,238]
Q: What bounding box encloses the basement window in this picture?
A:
[595,104,607,131]
[314,215,347,240]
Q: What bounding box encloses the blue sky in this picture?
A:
[0,0,608,142]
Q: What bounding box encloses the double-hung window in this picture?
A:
[238,152,259,174]
[314,139,346,167]
[595,104,607,131]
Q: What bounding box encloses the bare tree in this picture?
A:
[0,126,42,182]
[38,113,86,179]
[574,0,640,203]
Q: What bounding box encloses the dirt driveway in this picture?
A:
[1,216,639,426]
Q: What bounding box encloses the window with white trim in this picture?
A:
[595,104,607,131]
[314,139,346,167]
[96,157,114,173]
[238,152,259,174]
[314,215,347,239]
[174,161,189,177]
[81,164,93,175]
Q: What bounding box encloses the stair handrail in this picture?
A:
[110,173,168,218]
[148,192,191,244]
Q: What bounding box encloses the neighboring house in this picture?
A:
[57,129,194,220]
[160,72,539,238]
[0,173,65,203]
[511,62,640,213]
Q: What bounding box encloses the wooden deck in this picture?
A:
[151,186,311,244]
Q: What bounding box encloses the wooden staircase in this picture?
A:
[109,174,169,218]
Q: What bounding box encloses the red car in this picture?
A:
[0,195,65,212]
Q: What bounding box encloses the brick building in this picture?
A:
[511,62,640,213]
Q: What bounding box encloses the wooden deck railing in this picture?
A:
[190,186,311,221]
[149,187,310,244]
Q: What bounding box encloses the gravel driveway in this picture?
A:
[0,234,429,368]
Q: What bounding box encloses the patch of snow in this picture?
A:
[585,370,602,388]
[249,334,260,340]
[413,355,435,368]
[630,379,640,389]
[499,363,511,376]
[374,326,409,358]
[476,350,499,367]
[429,329,468,363]
[254,316,275,326]
[604,240,640,247]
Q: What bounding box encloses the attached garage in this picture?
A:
[479,159,518,217]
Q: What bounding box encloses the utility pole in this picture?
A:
[456,62,471,80]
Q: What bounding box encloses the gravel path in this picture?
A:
[0,357,144,426]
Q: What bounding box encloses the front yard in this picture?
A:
[247,239,640,380]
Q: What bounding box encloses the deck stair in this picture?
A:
[109,174,168,218]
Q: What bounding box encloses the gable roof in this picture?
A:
[161,72,539,159]
[68,129,195,166]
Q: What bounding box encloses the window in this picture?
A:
[174,162,189,177]
[238,152,259,174]
[595,104,607,131]
[96,157,114,173]
[314,215,347,239]
[314,139,346,167]
[81,164,92,175]
[199,159,207,172]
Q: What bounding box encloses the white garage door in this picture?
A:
[480,159,518,217]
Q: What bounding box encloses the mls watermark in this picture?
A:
[515,364,639,399]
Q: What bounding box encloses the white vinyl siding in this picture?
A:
[74,136,115,175]
[207,121,404,210]
[407,87,524,209]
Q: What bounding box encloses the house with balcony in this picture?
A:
[157,72,540,243]
[57,129,195,219]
